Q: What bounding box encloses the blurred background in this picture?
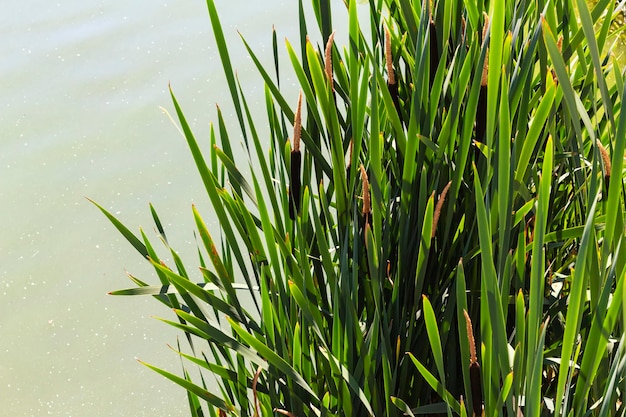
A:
[0,1,307,415]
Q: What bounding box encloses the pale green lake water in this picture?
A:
[0,0,316,415]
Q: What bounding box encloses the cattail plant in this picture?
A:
[475,12,490,154]
[464,310,482,417]
[289,92,303,220]
[385,26,402,121]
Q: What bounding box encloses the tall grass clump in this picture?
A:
[93,0,626,416]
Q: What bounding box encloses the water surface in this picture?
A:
[0,1,309,415]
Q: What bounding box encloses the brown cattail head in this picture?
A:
[549,66,558,86]
[464,309,482,416]
[325,32,336,91]
[360,164,371,217]
[480,12,490,87]
[482,12,490,44]
[481,55,489,86]
[597,139,612,178]
[293,91,303,152]
[470,361,483,416]
[432,181,452,238]
[289,148,302,220]
[385,26,396,85]
[289,92,303,220]
[386,27,402,120]
[463,309,477,363]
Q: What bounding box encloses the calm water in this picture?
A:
[0,0,315,415]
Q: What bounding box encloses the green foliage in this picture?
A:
[94,0,626,416]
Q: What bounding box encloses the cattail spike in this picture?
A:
[385,27,402,121]
[463,309,477,363]
[464,309,483,416]
[432,181,452,238]
[480,54,489,87]
[289,92,303,220]
[385,26,396,85]
[325,32,336,91]
[482,11,490,45]
[293,91,303,152]
[597,139,612,177]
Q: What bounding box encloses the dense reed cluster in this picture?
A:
[94,0,626,416]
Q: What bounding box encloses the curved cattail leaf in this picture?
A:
[597,139,612,194]
[346,139,353,184]
[252,366,262,417]
[360,164,371,226]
